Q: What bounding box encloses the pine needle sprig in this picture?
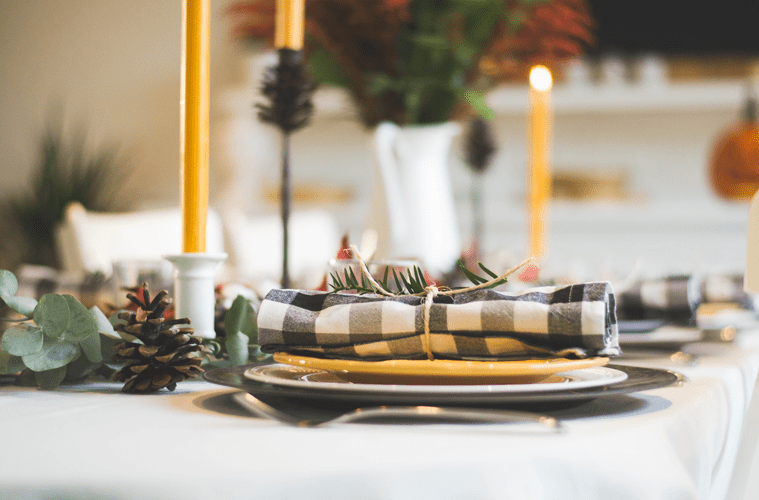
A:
[329,260,507,295]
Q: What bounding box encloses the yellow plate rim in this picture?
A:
[272,353,609,378]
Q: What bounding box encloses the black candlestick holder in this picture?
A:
[257,48,317,289]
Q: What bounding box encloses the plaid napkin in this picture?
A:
[616,275,700,324]
[617,273,756,324]
[701,273,756,310]
[258,282,620,361]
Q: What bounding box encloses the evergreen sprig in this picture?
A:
[329,260,508,295]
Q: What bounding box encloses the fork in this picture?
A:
[231,392,563,431]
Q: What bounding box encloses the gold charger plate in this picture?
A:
[272,353,609,385]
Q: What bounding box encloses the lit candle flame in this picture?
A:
[530,65,553,92]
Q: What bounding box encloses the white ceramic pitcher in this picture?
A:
[366,121,462,276]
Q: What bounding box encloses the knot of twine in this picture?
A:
[423,285,439,360]
[348,245,536,361]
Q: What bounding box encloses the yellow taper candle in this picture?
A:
[528,65,553,259]
[275,0,305,50]
[181,0,210,253]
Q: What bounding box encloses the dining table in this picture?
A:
[3,323,759,500]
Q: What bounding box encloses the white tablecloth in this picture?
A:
[3,333,759,500]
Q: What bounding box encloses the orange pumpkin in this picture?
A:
[709,101,759,201]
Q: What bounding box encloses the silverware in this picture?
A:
[231,392,563,431]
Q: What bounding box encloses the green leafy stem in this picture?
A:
[0,269,124,389]
[202,294,261,369]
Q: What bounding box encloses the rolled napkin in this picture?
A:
[616,275,701,324]
[701,273,757,310]
[616,273,757,325]
[258,282,620,361]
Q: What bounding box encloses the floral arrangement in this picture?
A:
[228,0,593,126]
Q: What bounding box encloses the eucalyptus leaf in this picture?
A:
[100,332,126,369]
[64,350,101,381]
[16,369,37,387]
[34,294,70,339]
[203,339,223,357]
[1,323,44,356]
[34,366,67,390]
[224,295,249,338]
[240,303,258,344]
[225,331,249,366]
[4,296,38,317]
[0,349,25,375]
[21,337,81,371]
[89,306,116,335]
[79,330,102,363]
[61,295,97,342]
[0,270,18,299]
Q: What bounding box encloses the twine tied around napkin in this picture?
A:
[347,247,537,360]
[258,248,620,361]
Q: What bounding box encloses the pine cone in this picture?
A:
[112,284,205,393]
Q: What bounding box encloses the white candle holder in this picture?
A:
[165,253,227,338]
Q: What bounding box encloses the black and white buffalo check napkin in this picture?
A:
[701,273,756,310]
[258,282,620,361]
[616,273,757,324]
[616,275,700,324]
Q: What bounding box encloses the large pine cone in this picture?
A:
[112,285,205,393]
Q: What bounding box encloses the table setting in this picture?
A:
[4,325,758,500]
[8,230,759,499]
[5,0,759,499]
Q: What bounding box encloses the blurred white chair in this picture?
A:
[55,202,225,276]
[224,208,341,290]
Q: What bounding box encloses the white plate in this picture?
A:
[244,364,628,395]
[698,309,759,330]
[619,325,703,346]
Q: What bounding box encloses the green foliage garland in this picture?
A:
[0,269,123,389]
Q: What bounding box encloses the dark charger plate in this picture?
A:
[204,361,681,410]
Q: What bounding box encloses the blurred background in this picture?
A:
[1,0,758,289]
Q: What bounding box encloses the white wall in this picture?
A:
[0,0,245,206]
